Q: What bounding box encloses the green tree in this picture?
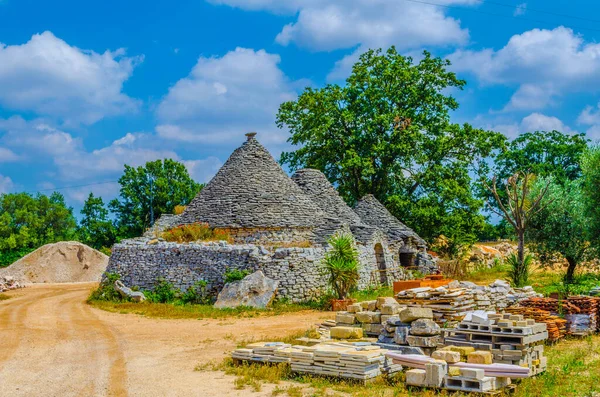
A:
[277,47,504,242]
[483,130,589,211]
[109,159,202,238]
[0,192,77,266]
[528,177,593,283]
[78,193,118,250]
[581,146,600,248]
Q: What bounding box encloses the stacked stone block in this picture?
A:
[443,313,548,375]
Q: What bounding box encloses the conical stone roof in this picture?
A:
[354,194,426,247]
[291,169,362,225]
[180,134,325,228]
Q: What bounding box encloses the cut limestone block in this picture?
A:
[336,312,356,324]
[399,307,434,323]
[394,325,410,345]
[410,319,441,336]
[381,304,400,315]
[406,369,427,386]
[362,324,383,334]
[381,315,394,324]
[440,345,475,359]
[356,311,381,324]
[407,335,442,348]
[377,297,398,309]
[448,366,461,376]
[347,304,362,313]
[431,350,461,363]
[459,368,485,380]
[330,326,363,339]
[467,351,493,365]
[425,361,447,387]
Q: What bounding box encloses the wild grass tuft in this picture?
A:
[0,293,11,301]
[161,223,232,243]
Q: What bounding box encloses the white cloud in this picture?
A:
[156,47,296,146]
[0,147,19,162]
[449,27,600,111]
[0,31,142,125]
[514,3,527,16]
[476,112,572,139]
[577,103,600,140]
[0,174,13,194]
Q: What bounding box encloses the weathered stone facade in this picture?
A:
[105,133,436,302]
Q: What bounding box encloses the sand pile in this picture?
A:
[0,241,109,284]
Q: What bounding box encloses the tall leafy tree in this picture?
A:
[277,47,504,242]
[109,159,202,238]
[0,192,77,266]
[79,193,118,250]
[528,177,594,283]
[581,145,600,247]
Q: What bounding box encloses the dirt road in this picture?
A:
[0,284,330,397]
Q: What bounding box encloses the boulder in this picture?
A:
[214,270,278,309]
[410,318,441,336]
[115,280,146,302]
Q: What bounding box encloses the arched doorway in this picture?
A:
[374,243,387,285]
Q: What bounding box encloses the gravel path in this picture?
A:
[0,283,330,397]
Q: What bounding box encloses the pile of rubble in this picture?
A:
[442,312,548,376]
[396,280,541,325]
[231,342,401,381]
[0,276,22,293]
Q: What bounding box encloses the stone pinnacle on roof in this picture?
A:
[291,168,362,225]
[180,133,325,228]
[354,194,426,247]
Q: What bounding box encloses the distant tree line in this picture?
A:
[0,159,201,266]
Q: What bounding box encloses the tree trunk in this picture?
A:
[565,256,577,284]
[517,230,525,267]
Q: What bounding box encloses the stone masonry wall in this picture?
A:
[222,227,316,245]
[106,238,327,302]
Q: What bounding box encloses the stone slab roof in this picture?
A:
[291,169,363,225]
[180,134,325,228]
[354,194,426,247]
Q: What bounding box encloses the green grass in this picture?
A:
[0,293,10,301]
[88,299,321,320]
[204,333,600,397]
[349,286,394,301]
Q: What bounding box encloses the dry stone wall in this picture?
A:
[106,238,328,302]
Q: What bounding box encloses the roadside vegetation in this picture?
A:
[0,293,10,301]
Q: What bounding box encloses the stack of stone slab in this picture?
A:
[290,343,402,381]
[231,342,296,363]
[336,297,405,336]
[393,351,523,393]
[442,313,548,376]
[396,280,541,326]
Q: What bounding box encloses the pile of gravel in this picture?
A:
[0,241,109,284]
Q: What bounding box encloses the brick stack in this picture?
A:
[505,306,567,341]
[519,296,599,336]
[443,313,548,376]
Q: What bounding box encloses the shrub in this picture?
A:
[323,233,360,300]
[507,253,532,287]
[180,280,212,304]
[99,246,112,256]
[88,272,124,302]
[145,278,178,303]
[173,205,187,215]
[161,223,232,243]
[224,268,252,284]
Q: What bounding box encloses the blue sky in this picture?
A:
[1,0,600,212]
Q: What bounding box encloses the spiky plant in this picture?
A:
[506,252,532,287]
[323,233,360,299]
